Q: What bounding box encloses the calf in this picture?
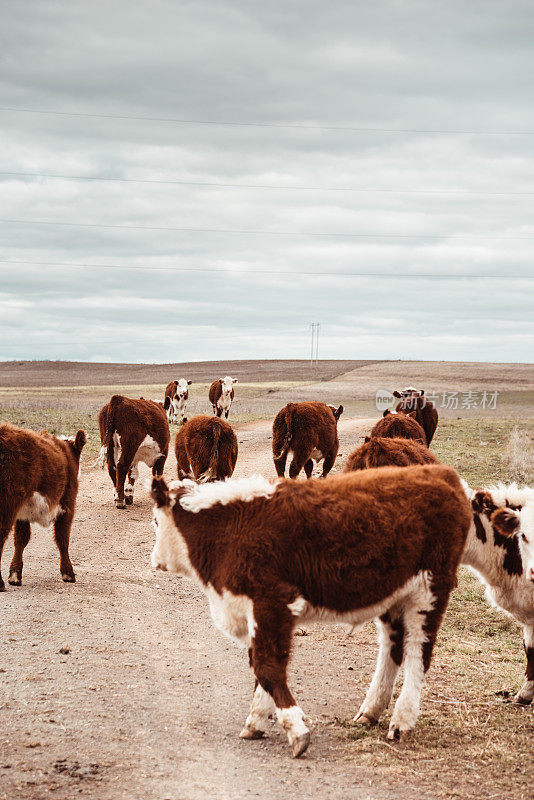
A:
[164,378,192,425]
[0,423,86,590]
[462,482,534,705]
[150,464,471,757]
[345,436,439,472]
[272,401,343,479]
[393,388,438,445]
[370,409,426,444]
[175,415,238,482]
[209,376,238,419]
[96,395,170,508]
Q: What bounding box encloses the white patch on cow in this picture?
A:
[17,492,59,526]
[288,570,435,629]
[134,435,161,468]
[113,432,122,464]
[354,618,401,723]
[241,684,276,736]
[177,474,278,513]
[151,505,195,577]
[310,448,323,462]
[206,586,257,648]
[93,444,108,469]
[217,393,232,413]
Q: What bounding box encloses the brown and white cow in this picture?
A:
[150,464,471,757]
[0,422,86,590]
[344,436,439,472]
[462,482,534,705]
[175,415,238,482]
[164,378,192,425]
[393,388,439,446]
[209,376,238,419]
[96,395,170,508]
[370,409,426,444]
[272,401,343,479]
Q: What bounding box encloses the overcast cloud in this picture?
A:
[1,0,533,363]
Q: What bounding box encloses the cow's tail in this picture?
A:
[273,405,294,462]
[93,394,121,469]
[197,422,222,483]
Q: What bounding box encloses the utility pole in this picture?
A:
[310,322,320,368]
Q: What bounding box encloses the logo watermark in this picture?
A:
[375,389,499,412]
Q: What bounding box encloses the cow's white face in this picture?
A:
[493,502,534,582]
[221,376,238,396]
[176,378,191,399]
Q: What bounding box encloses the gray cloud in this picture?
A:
[1,0,533,363]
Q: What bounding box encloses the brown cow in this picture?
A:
[209,376,238,419]
[150,464,471,757]
[370,410,426,444]
[164,378,192,425]
[0,423,86,590]
[393,388,439,445]
[345,436,439,472]
[175,415,238,482]
[96,395,170,508]
[272,401,343,479]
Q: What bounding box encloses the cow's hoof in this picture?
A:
[125,496,133,506]
[8,573,21,586]
[292,732,310,758]
[62,573,76,583]
[353,712,377,725]
[239,726,264,740]
[0,583,5,592]
[387,726,411,742]
[513,693,533,706]
[115,500,126,509]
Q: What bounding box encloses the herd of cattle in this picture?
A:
[0,378,533,760]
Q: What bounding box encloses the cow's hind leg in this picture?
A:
[388,580,447,740]
[515,625,534,705]
[152,455,166,478]
[321,451,337,478]
[0,523,14,591]
[247,603,310,758]
[354,611,404,725]
[288,452,308,479]
[125,464,138,506]
[53,510,76,583]
[303,459,314,479]
[8,520,32,586]
[240,679,276,740]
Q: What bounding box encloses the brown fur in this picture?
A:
[344,437,439,472]
[272,401,343,479]
[151,464,471,756]
[208,379,236,419]
[175,415,238,482]
[393,389,439,445]
[0,423,86,590]
[370,410,426,444]
[98,395,170,508]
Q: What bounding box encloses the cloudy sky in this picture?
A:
[1,0,533,363]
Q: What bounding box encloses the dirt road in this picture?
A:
[1,417,428,800]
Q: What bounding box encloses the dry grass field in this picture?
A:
[1,359,533,799]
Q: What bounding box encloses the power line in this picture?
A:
[1,170,532,197]
[0,105,532,135]
[0,259,532,280]
[2,217,534,241]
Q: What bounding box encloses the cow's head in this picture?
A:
[327,404,344,422]
[150,477,195,577]
[393,387,425,411]
[176,378,192,399]
[220,376,238,396]
[492,504,534,582]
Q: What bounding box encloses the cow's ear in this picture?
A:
[393,390,401,398]
[233,378,238,384]
[420,389,425,396]
[472,490,493,514]
[382,409,390,417]
[335,404,344,420]
[491,508,520,537]
[187,380,192,385]
[163,396,171,410]
[74,430,87,453]
[151,477,170,508]
[407,411,417,419]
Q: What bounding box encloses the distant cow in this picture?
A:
[345,436,439,472]
[393,388,439,445]
[209,377,238,419]
[272,401,343,479]
[463,482,534,706]
[370,410,426,444]
[96,395,170,508]
[175,415,238,482]
[0,422,86,590]
[150,464,471,757]
[164,378,192,425]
